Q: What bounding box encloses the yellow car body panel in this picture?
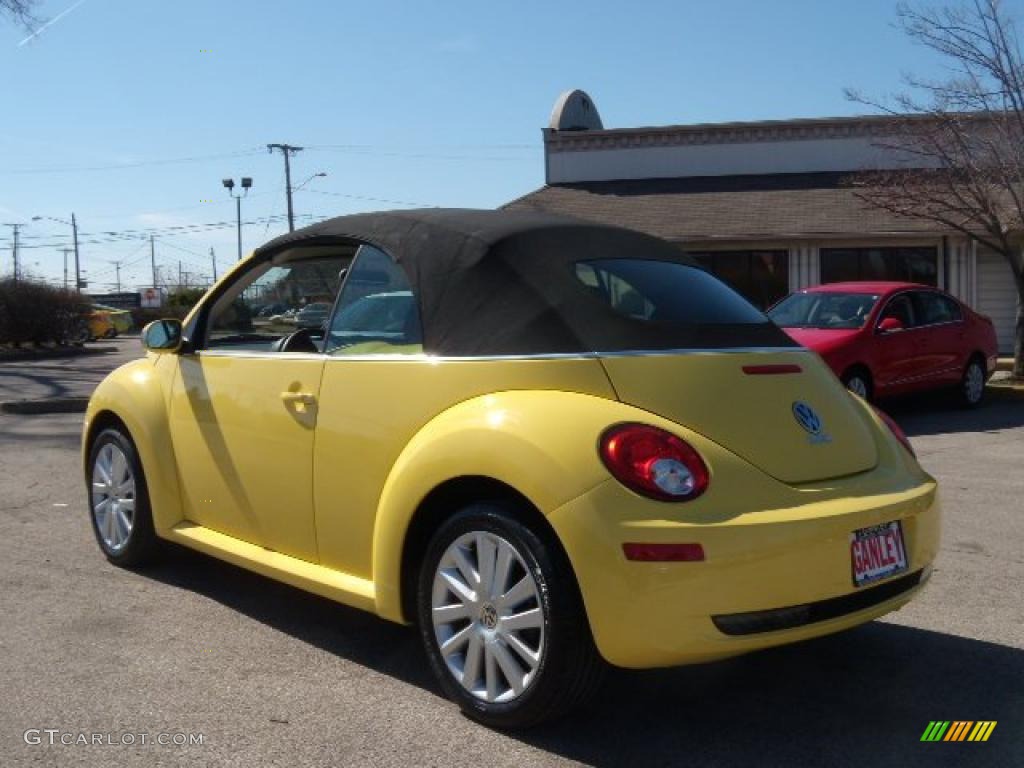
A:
[167,353,324,563]
[83,355,185,533]
[314,357,616,591]
[546,396,939,666]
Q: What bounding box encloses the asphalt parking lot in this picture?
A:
[0,348,1022,767]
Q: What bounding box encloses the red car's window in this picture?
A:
[768,292,879,329]
[913,291,963,325]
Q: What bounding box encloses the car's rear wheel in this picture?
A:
[87,427,160,567]
[959,356,986,408]
[842,367,873,401]
[417,503,604,729]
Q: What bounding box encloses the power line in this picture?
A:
[4,213,317,249]
[0,147,265,176]
[305,145,530,162]
[299,188,436,208]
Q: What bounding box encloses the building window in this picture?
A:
[820,247,937,286]
[686,250,789,309]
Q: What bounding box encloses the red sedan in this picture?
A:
[768,282,999,406]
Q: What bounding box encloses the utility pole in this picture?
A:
[178,260,183,290]
[267,143,303,231]
[3,224,20,282]
[110,260,122,292]
[210,247,217,281]
[71,213,82,293]
[150,235,157,289]
[61,248,72,289]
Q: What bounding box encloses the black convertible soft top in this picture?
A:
[254,208,796,356]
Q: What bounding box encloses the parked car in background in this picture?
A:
[768,282,999,406]
[85,308,115,341]
[84,210,939,728]
[295,301,332,329]
[92,304,133,336]
[257,303,287,317]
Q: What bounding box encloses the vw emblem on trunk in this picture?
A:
[792,401,822,435]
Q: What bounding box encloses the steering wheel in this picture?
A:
[274,328,320,354]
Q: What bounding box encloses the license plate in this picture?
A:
[850,521,908,587]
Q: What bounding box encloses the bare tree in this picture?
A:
[846,0,1024,377]
[0,0,40,30]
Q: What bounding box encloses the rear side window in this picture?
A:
[325,244,423,356]
[913,291,962,325]
[576,259,768,325]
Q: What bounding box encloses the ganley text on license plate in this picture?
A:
[850,521,908,587]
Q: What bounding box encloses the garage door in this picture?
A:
[976,249,1019,354]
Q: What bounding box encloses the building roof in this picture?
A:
[505,172,945,242]
[541,113,938,153]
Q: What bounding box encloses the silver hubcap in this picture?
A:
[91,442,136,552]
[846,376,868,399]
[965,363,984,403]
[431,531,545,704]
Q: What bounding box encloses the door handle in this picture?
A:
[280,392,316,406]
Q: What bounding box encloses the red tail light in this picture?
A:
[599,423,709,501]
[873,407,916,457]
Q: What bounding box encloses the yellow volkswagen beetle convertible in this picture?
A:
[83,209,939,728]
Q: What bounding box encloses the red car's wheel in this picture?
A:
[959,357,986,408]
[842,367,873,401]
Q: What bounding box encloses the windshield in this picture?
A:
[768,292,879,329]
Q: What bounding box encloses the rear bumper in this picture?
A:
[547,474,940,668]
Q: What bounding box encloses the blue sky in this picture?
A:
[0,0,1008,290]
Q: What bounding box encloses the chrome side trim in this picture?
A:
[594,346,808,359]
[192,346,808,363]
[193,350,326,361]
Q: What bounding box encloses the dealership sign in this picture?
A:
[140,288,162,308]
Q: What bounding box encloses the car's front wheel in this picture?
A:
[417,503,604,728]
[87,427,160,567]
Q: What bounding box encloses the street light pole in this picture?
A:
[222,177,253,260]
[71,213,81,293]
[235,195,241,261]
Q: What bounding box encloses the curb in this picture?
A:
[0,397,89,415]
[0,345,117,363]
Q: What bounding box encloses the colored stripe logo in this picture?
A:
[921,721,997,742]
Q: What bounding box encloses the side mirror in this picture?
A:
[878,317,904,334]
[141,319,183,352]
